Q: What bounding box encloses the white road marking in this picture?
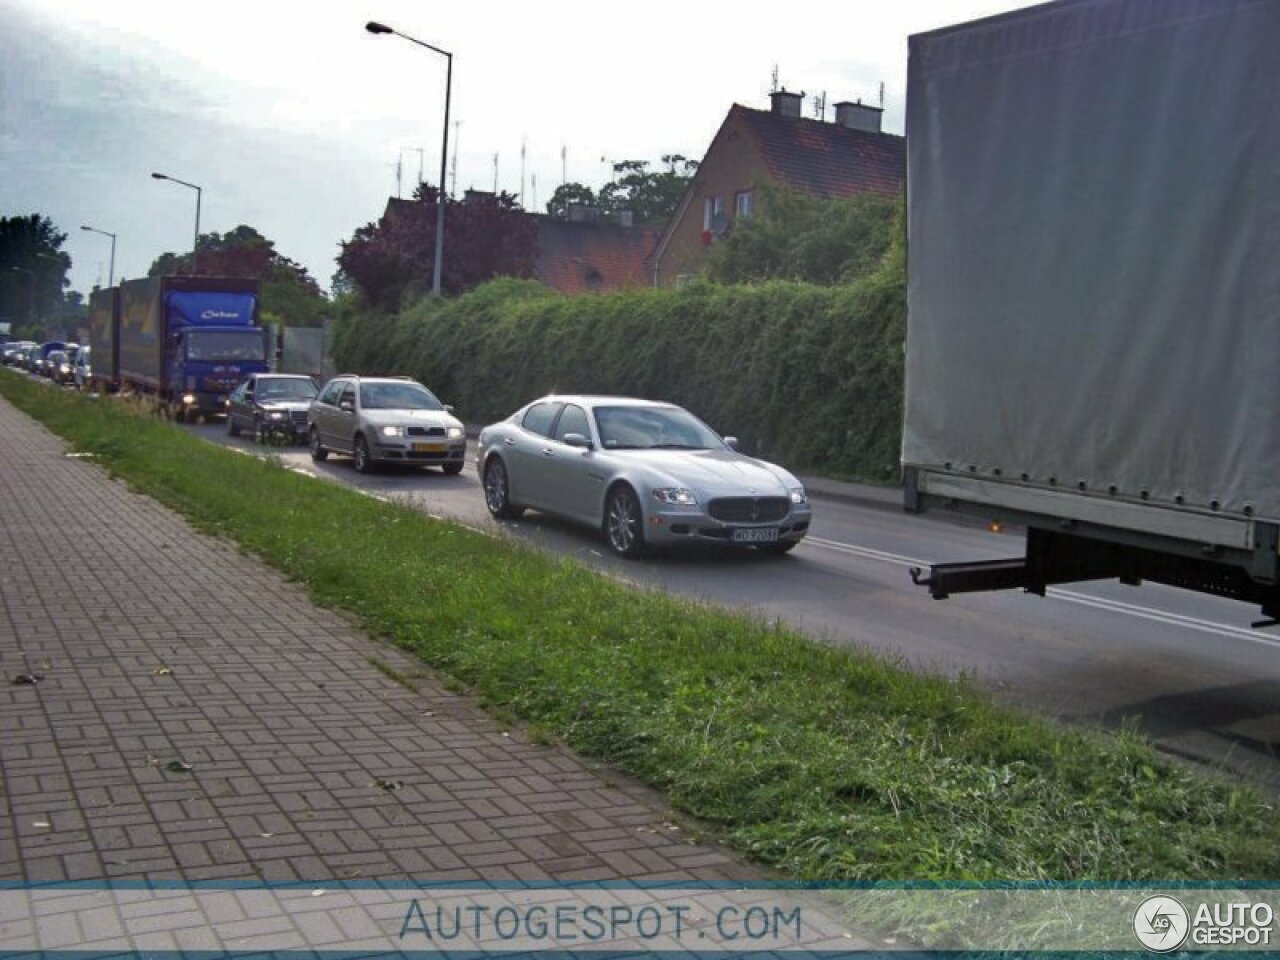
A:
[803,536,1280,649]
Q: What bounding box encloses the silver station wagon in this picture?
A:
[308,375,466,474]
[477,395,811,558]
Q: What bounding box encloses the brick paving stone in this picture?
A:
[0,395,764,884]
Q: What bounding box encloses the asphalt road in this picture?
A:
[179,419,1280,794]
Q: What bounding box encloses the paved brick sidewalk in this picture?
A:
[0,396,760,884]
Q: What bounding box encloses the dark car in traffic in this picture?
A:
[226,373,319,444]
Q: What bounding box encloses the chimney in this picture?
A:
[769,88,804,118]
[834,100,883,133]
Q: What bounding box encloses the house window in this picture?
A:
[703,195,723,230]
[735,190,754,218]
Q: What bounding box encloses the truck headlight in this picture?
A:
[182,393,197,405]
[789,486,808,505]
[266,411,286,421]
[381,425,406,437]
[653,487,698,505]
[447,426,464,439]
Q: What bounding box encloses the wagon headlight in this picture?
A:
[653,487,698,506]
[447,426,464,439]
[789,486,808,505]
[381,425,406,437]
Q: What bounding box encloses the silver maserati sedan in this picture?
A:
[476,396,812,558]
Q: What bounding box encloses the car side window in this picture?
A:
[553,404,590,443]
[230,382,248,403]
[521,402,563,438]
[320,381,346,406]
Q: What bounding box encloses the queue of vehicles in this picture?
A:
[4,344,812,560]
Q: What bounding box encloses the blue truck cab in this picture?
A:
[116,276,267,420]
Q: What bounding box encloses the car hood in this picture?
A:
[363,409,463,430]
[623,448,798,495]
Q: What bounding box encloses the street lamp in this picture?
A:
[80,225,117,287]
[151,171,202,273]
[366,20,452,297]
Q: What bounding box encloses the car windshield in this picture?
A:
[257,378,318,401]
[187,330,265,363]
[594,405,721,451]
[359,382,443,411]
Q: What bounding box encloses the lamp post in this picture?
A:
[366,20,451,297]
[150,171,202,273]
[80,225,117,287]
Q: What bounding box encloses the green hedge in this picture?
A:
[332,256,905,482]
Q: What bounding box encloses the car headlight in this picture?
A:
[652,487,698,506]
[381,425,406,437]
[266,411,286,421]
[182,393,197,405]
[789,486,808,505]
[447,426,464,439]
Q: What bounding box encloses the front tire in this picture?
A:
[227,413,241,437]
[604,485,646,559]
[309,427,328,462]
[442,461,464,476]
[483,458,523,519]
[353,434,374,474]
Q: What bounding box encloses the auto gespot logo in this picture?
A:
[1133,895,1275,952]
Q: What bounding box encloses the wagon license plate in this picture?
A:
[413,443,445,453]
[732,526,779,544]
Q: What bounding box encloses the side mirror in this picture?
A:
[339,400,355,413]
[723,436,739,451]
[563,433,593,450]
[444,404,455,413]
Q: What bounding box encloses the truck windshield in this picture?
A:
[186,330,265,363]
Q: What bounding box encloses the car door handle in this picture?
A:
[504,437,517,446]
[541,448,554,457]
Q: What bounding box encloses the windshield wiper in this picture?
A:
[648,443,705,450]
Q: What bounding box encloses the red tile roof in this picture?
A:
[734,104,905,199]
[533,217,663,294]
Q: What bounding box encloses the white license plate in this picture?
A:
[731,527,779,544]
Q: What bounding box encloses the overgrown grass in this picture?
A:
[4,372,1277,882]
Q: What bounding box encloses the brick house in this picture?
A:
[533,212,662,294]
[649,90,906,287]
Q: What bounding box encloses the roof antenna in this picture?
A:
[879,81,885,108]
[770,64,779,94]
[812,91,827,120]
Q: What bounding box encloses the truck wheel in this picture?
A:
[353,435,374,474]
[309,427,328,462]
[172,402,186,424]
[227,414,241,437]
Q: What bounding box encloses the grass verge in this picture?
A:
[3,372,1277,881]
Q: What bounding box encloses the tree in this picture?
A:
[0,214,71,336]
[338,184,537,310]
[148,225,329,326]
[596,155,697,225]
[545,182,598,219]
[706,184,899,285]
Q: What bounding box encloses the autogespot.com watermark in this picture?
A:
[399,898,803,946]
[3,882,1278,955]
[1133,894,1275,952]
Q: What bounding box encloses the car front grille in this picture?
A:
[289,410,308,424]
[408,426,446,437]
[707,496,789,524]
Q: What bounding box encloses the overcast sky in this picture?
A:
[2,0,1034,297]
